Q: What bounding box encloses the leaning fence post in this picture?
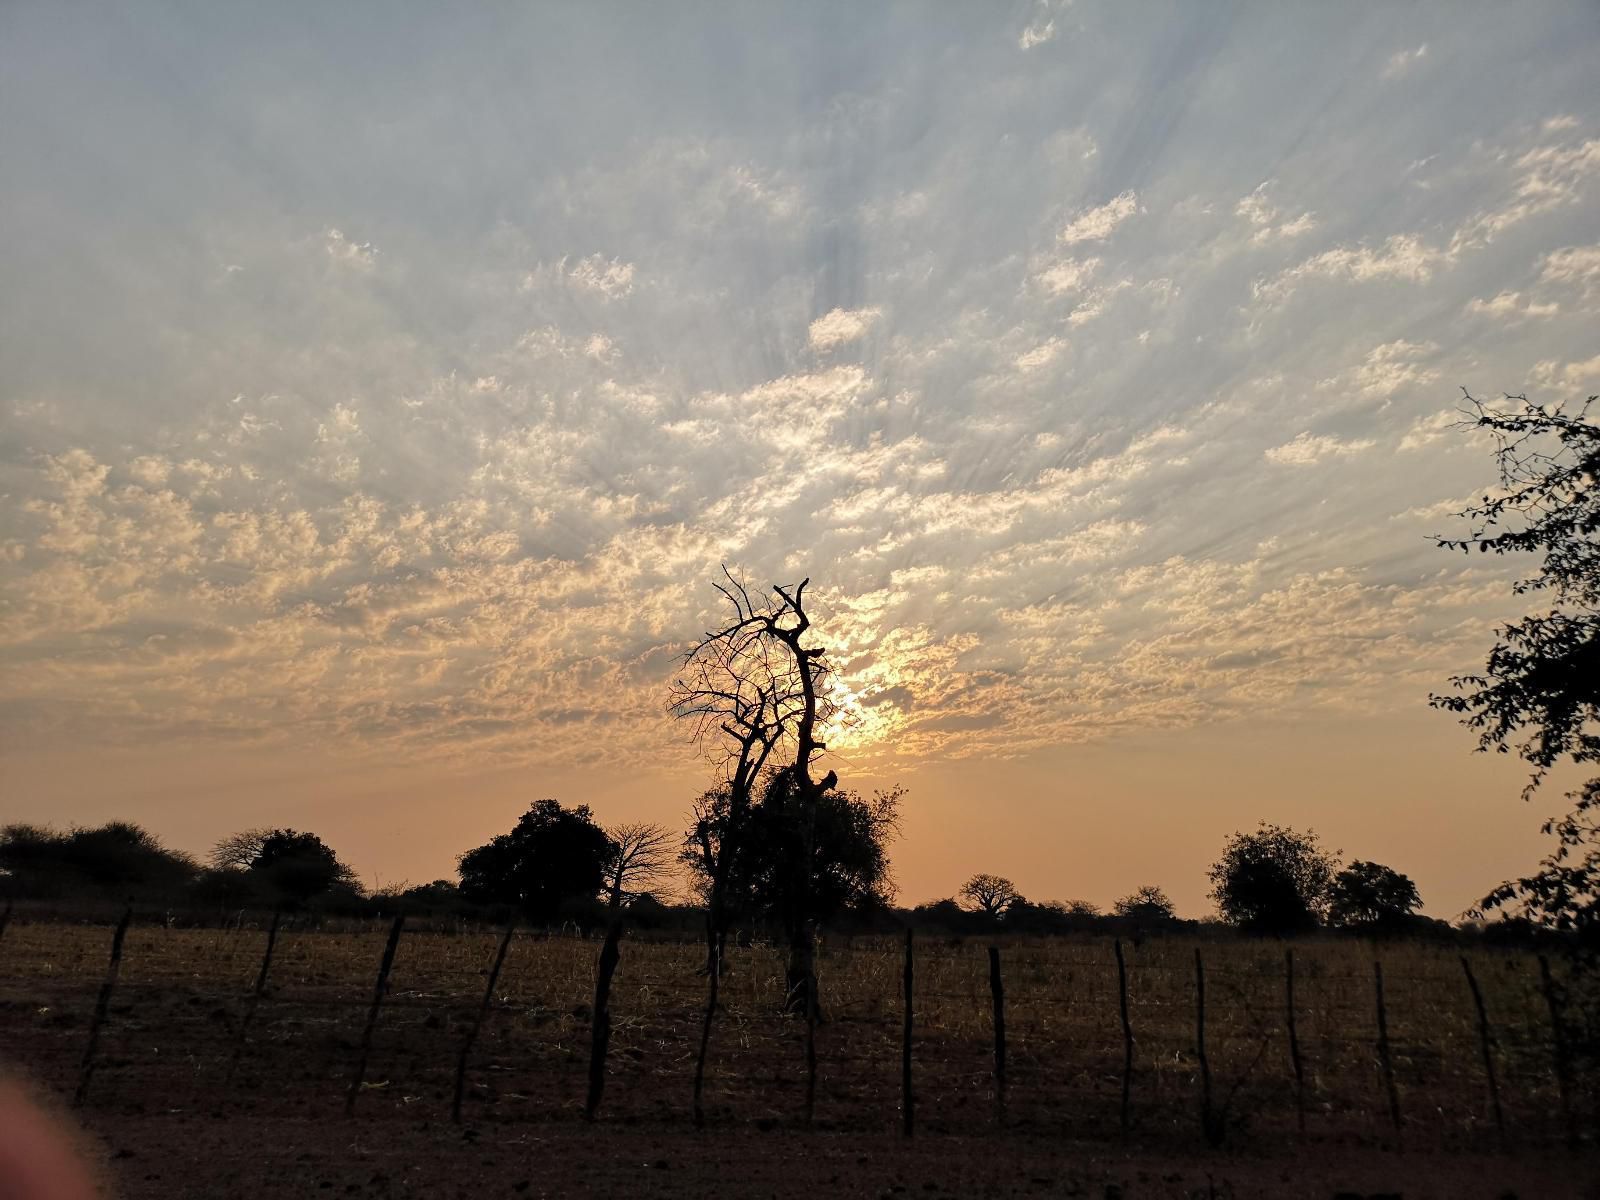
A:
[1285,947,1306,1135]
[453,918,516,1124]
[1113,938,1134,1134]
[1195,948,1219,1145]
[346,912,405,1116]
[586,919,623,1122]
[1373,960,1402,1144]
[227,909,282,1084]
[1459,955,1505,1145]
[988,945,1007,1126]
[1537,954,1578,1149]
[901,927,914,1138]
[73,905,133,1108]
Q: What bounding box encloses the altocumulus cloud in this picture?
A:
[2,2,1599,779]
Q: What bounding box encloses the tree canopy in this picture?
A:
[0,822,196,900]
[959,873,1022,918]
[1207,823,1339,934]
[458,799,617,923]
[1327,861,1422,928]
[1432,393,1600,939]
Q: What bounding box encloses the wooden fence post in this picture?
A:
[1195,948,1219,1145]
[0,896,12,949]
[73,905,133,1108]
[227,909,282,1084]
[1285,947,1305,1135]
[1113,938,1134,1134]
[901,927,914,1138]
[1458,955,1505,1145]
[1373,960,1402,1144]
[346,913,405,1116]
[692,936,720,1129]
[988,945,1007,1126]
[586,919,623,1122]
[1537,954,1578,1149]
[453,918,515,1124]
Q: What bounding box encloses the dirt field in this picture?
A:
[2,919,1595,1197]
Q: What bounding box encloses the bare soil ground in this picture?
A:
[2,921,1595,1197]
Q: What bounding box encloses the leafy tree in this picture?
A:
[1431,393,1600,941]
[682,770,901,955]
[959,873,1022,919]
[210,827,358,907]
[0,822,196,900]
[1113,885,1176,923]
[458,799,616,923]
[1208,823,1339,934]
[1327,861,1422,928]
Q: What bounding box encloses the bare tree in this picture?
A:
[670,568,845,1121]
[603,822,673,911]
[960,873,1022,919]
[586,820,673,1122]
[210,828,272,870]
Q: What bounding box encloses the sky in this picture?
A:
[3,2,1599,917]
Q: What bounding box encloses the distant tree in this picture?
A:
[1327,861,1422,928]
[1113,885,1176,923]
[0,822,196,900]
[910,897,975,934]
[603,822,674,912]
[1062,899,1102,918]
[209,827,358,907]
[1430,392,1600,941]
[959,873,1022,919]
[1208,823,1339,935]
[458,799,616,924]
[253,830,358,905]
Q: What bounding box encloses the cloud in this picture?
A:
[1235,182,1317,245]
[1539,243,1600,294]
[1464,290,1559,320]
[1264,431,1377,465]
[1398,409,1463,452]
[1057,191,1138,245]
[1381,43,1428,80]
[325,228,377,268]
[1033,255,1101,295]
[564,254,637,298]
[808,306,882,352]
[1254,234,1445,305]
[1019,19,1055,50]
[1349,340,1441,400]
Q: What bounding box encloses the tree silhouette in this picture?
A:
[1327,861,1422,928]
[1113,885,1175,923]
[457,800,615,924]
[1208,823,1338,934]
[603,822,674,912]
[670,568,815,976]
[1431,392,1600,941]
[683,772,900,944]
[959,873,1022,919]
[672,570,848,1012]
[209,827,358,908]
[1,822,196,900]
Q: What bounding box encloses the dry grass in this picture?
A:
[0,919,1573,1149]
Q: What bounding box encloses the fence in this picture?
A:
[0,915,1586,1149]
